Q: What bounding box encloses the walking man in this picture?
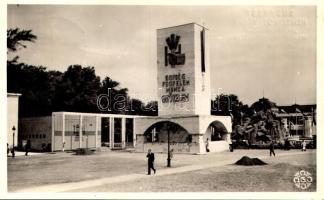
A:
[25,139,31,156]
[284,138,290,150]
[269,140,275,156]
[146,149,156,175]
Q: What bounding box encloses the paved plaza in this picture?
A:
[7,149,316,192]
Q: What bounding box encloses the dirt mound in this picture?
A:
[235,156,267,166]
[251,158,267,165]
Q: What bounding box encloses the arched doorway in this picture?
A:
[204,120,230,152]
[204,121,228,141]
[144,121,191,144]
[139,121,193,153]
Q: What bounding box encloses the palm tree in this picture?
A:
[101,77,120,89]
[7,28,37,52]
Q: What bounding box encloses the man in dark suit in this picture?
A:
[25,139,31,156]
[146,149,156,175]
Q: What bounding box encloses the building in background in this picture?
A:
[19,112,141,151]
[276,104,316,140]
[7,93,21,148]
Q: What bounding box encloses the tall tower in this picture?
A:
[157,23,211,116]
[135,23,232,154]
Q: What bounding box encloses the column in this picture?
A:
[191,134,205,154]
[133,118,136,148]
[51,113,55,152]
[109,117,114,149]
[79,115,83,148]
[62,113,65,152]
[95,116,99,148]
[198,134,205,154]
[121,117,126,149]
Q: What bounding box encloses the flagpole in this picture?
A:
[294,98,297,136]
[296,110,297,136]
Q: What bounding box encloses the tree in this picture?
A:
[98,76,129,114]
[6,28,156,117]
[211,94,249,127]
[128,98,145,115]
[7,62,62,117]
[54,65,101,113]
[7,28,62,117]
[7,28,37,64]
[143,101,158,116]
[250,97,277,112]
[7,28,37,52]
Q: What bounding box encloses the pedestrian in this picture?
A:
[269,140,275,156]
[170,149,174,159]
[7,143,9,156]
[42,143,46,152]
[284,138,290,150]
[62,141,66,152]
[25,139,31,156]
[302,140,307,151]
[229,143,234,152]
[206,138,210,152]
[146,149,156,175]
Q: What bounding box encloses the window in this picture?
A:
[73,124,80,136]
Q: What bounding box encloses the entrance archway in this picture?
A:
[204,120,229,141]
[144,121,191,144]
[204,120,230,152]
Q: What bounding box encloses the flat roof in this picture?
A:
[275,113,307,117]
[7,93,22,97]
[157,22,209,30]
[53,111,148,118]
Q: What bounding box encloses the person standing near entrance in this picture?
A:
[25,139,31,156]
[302,140,307,151]
[146,149,156,175]
[269,140,275,157]
[170,149,174,160]
[206,138,210,152]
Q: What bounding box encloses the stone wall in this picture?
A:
[135,141,200,154]
[208,141,230,152]
[135,135,230,154]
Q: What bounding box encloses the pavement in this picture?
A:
[7,151,44,157]
[12,149,315,193]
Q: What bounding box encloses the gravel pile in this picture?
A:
[235,156,267,166]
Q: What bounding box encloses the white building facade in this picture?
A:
[7,93,21,148]
[19,112,143,151]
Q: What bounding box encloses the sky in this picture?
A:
[7,5,316,106]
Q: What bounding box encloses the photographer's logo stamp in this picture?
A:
[293,170,312,190]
